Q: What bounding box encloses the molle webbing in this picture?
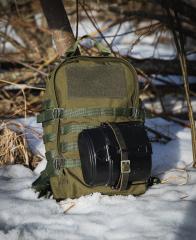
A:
[37,107,141,123]
[43,133,56,143]
[40,107,143,169]
[60,142,78,152]
[45,151,81,168]
[61,124,96,135]
[43,124,97,144]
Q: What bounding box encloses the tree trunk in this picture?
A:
[40,0,77,56]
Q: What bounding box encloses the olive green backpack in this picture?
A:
[33,38,148,200]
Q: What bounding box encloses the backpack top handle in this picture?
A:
[65,35,112,57]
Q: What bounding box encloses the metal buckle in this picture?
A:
[128,107,137,119]
[121,160,131,174]
[53,157,65,170]
[52,108,63,119]
[132,107,138,118]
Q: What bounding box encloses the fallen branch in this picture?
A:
[126,58,196,76]
[146,126,173,143]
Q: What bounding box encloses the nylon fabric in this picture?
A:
[33,55,147,200]
[37,107,142,123]
[50,167,148,199]
[42,99,54,110]
[61,142,78,152]
[67,64,127,98]
[46,150,81,168]
[43,133,56,143]
[61,124,97,135]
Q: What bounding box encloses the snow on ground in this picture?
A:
[0,117,196,240]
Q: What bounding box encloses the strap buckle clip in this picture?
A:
[121,160,131,174]
[53,157,65,170]
[52,108,63,119]
[131,107,139,118]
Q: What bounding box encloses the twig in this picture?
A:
[0,79,45,91]
[146,126,173,143]
[0,79,26,118]
[0,31,25,51]
[80,2,116,56]
[0,57,48,76]
[164,2,196,166]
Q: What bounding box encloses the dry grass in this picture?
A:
[0,121,42,170]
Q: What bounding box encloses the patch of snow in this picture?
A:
[0,118,196,239]
[72,20,176,59]
[0,25,25,53]
[33,158,47,175]
[0,165,33,179]
[16,117,45,157]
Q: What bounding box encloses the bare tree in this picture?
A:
[40,0,77,56]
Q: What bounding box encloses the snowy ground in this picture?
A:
[0,117,196,240]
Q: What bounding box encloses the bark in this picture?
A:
[126,57,196,75]
[40,0,77,56]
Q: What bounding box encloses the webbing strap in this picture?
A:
[43,125,96,144]
[37,107,140,123]
[43,133,56,143]
[45,151,81,168]
[107,123,130,191]
[61,124,96,135]
[61,142,78,152]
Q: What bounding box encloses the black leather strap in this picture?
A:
[107,123,130,191]
[100,127,113,186]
